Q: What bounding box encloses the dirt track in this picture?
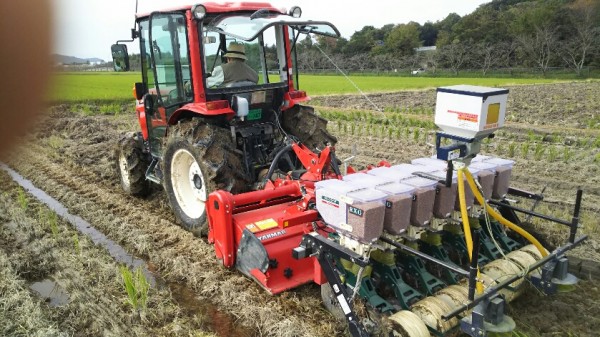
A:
[2,82,600,336]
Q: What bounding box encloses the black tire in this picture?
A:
[162,119,248,235]
[281,105,337,150]
[115,132,150,197]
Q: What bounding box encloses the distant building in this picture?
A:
[415,46,437,53]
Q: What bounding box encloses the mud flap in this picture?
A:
[236,229,269,277]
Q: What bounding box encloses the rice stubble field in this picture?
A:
[2,77,600,337]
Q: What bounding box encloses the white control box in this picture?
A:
[435,85,508,139]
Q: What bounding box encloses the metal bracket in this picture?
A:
[530,256,578,295]
[293,233,370,337]
[461,295,515,337]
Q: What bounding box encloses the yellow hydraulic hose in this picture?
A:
[463,169,548,258]
[457,168,484,295]
[457,169,473,260]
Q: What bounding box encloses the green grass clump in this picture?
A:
[534,143,545,160]
[521,143,530,158]
[548,146,558,162]
[563,147,574,162]
[508,142,517,157]
[120,265,150,316]
[16,189,28,210]
[47,210,59,239]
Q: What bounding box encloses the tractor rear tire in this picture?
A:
[115,132,150,197]
[282,105,337,151]
[162,119,247,236]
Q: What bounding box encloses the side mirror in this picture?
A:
[111,44,130,72]
[133,82,146,101]
[203,36,217,44]
[144,94,156,116]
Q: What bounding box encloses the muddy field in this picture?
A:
[1,81,599,337]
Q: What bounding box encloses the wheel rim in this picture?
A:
[118,153,131,188]
[170,148,206,219]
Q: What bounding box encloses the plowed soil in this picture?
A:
[1,81,599,337]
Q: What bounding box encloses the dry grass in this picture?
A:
[0,250,66,337]
[0,172,211,337]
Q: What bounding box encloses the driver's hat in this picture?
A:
[224,42,247,60]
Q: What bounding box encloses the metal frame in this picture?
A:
[293,233,370,337]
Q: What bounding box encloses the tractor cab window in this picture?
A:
[149,13,192,107]
[202,27,280,88]
[202,14,339,90]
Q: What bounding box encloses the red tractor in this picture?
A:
[113,3,586,337]
[112,2,338,234]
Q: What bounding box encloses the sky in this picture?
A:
[53,0,490,61]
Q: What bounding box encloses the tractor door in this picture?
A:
[144,12,193,157]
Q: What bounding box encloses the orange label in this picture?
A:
[448,110,478,123]
[245,223,260,233]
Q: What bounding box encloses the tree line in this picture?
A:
[295,0,600,76]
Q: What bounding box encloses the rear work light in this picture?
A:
[206,100,230,110]
[289,90,307,99]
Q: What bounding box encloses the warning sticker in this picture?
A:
[448,110,478,123]
[245,223,260,233]
[246,218,279,233]
[255,218,279,231]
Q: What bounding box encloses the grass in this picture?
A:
[49,72,139,103]
[298,75,571,96]
[50,71,577,102]
[47,210,59,239]
[16,189,28,210]
[119,265,150,316]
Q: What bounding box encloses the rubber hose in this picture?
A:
[463,169,548,258]
[457,168,484,295]
[457,169,473,260]
[263,144,293,184]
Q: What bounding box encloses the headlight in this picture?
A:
[192,4,206,20]
[289,6,301,18]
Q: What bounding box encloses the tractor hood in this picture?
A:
[205,14,340,41]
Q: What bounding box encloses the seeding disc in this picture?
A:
[482,259,524,302]
[506,250,541,277]
[519,244,547,261]
[388,310,431,337]
[434,285,470,317]
[410,296,458,333]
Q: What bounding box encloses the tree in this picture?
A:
[423,50,439,74]
[420,22,438,46]
[558,8,599,76]
[496,41,518,73]
[440,43,469,75]
[474,43,497,76]
[384,22,422,56]
[343,26,380,56]
[517,25,558,75]
[347,53,372,72]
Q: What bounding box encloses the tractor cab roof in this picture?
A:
[136,2,285,19]
[136,2,340,40]
[207,14,340,41]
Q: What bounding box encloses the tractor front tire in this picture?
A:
[282,105,337,151]
[115,132,150,197]
[162,119,247,236]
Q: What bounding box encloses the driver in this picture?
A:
[207,42,258,87]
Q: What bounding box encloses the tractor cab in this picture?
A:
[112,4,339,158]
